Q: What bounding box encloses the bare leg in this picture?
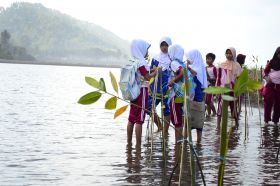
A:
[206,104,211,116]
[210,102,216,116]
[135,123,142,146]
[154,113,162,131]
[127,122,134,145]
[164,115,170,134]
[175,127,183,142]
[217,116,221,129]
[197,130,202,143]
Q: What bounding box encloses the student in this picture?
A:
[127,39,158,147]
[168,44,195,141]
[148,36,172,133]
[216,47,242,127]
[263,46,280,125]
[186,49,208,143]
[236,54,246,116]
[236,54,246,68]
[205,53,217,117]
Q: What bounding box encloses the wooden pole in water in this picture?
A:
[179,67,195,185]
[218,99,229,186]
[150,73,159,161]
[159,69,167,182]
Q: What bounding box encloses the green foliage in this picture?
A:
[105,96,117,110]
[234,69,249,96]
[246,80,262,92]
[234,69,262,96]
[78,91,102,105]
[85,76,99,89]
[221,95,237,101]
[79,74,128,119]
[99,78,106,92]
[204,87,232,95]
[0,29,34,60]
[109,71,118,93]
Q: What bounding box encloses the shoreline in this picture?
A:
[0,58,122,68]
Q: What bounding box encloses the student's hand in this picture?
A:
[168,79,174,87]
[151,68,158,77]
[264,76,272,83]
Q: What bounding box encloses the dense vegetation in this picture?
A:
[0,3,129,66]
[0,29,35,60]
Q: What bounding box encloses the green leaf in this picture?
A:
[175,97,184,103]
[222,95,237,101]
[114,105,129,119]
[246,80,262,92]
[234,69,248,96]
[105,96,117,110]
[85,77,99,89]
[99,78,106,92]
[78,91,102,105]
[109,71,118,93]
[204,87,232,94]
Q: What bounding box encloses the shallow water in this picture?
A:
[0,63,279,185]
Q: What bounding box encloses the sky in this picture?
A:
[1,0,280,67]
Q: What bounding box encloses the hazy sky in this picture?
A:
[1,0,280,66]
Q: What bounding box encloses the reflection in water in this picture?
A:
[260,126,280,185]
[125,145,142,184]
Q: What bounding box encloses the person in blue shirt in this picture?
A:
[148,37,172,133]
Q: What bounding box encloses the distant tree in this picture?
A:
[1,30,11,46]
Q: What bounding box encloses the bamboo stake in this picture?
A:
[150,72,159,161]
[218,99,229,186]
[159,69,167,182]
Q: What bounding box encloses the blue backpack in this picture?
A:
[171,59,195,97]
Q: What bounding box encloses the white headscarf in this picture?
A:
[130,39,150,67]
[186,49,208,88]
[154,36,172,71]
[159,36,172,46]
[168,44,184,62]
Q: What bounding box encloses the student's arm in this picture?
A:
[188,67,197,77]
[139,66,157,81]
[168,67,184,86]
[263,63,272,83]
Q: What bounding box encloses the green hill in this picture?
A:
[0,2,129,66]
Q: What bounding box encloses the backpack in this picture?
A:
[119,60,141,101]
[170,59,195,98]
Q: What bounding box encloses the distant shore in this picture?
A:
[0,58,122,68]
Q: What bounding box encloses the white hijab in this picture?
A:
[186,49,208,88]
[154,36,172,71]
[168,44,184,62]
[130,39,150,68]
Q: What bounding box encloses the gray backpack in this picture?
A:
[119,60,141,101]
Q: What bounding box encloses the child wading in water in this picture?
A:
[186,49,208,143]
[263,47,280,125]
[127,39,157,147]
[216,47,242,128]
[148,37,172,133]
[205,53,217,117]
[168,44,195,141]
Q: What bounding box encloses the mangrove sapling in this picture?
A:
[78,71,206,185]
[204,69,262,185]
[253,55,262,125]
